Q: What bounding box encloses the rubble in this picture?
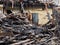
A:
[0,11,6,20]
[0,13,59,45]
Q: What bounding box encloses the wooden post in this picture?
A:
[19,0,25,13]
[12,0,14,8]
[10,0,14,8]
[44,3,49,14]
[44,3,51,21]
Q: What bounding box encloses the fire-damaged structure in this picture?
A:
[0,11,59,45]
[52,7,60,37]
[3,0,54,10]
[0,0,60,45]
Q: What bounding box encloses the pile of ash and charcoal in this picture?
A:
[0,13,59,45]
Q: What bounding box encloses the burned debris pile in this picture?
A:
[0,13,59,45]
